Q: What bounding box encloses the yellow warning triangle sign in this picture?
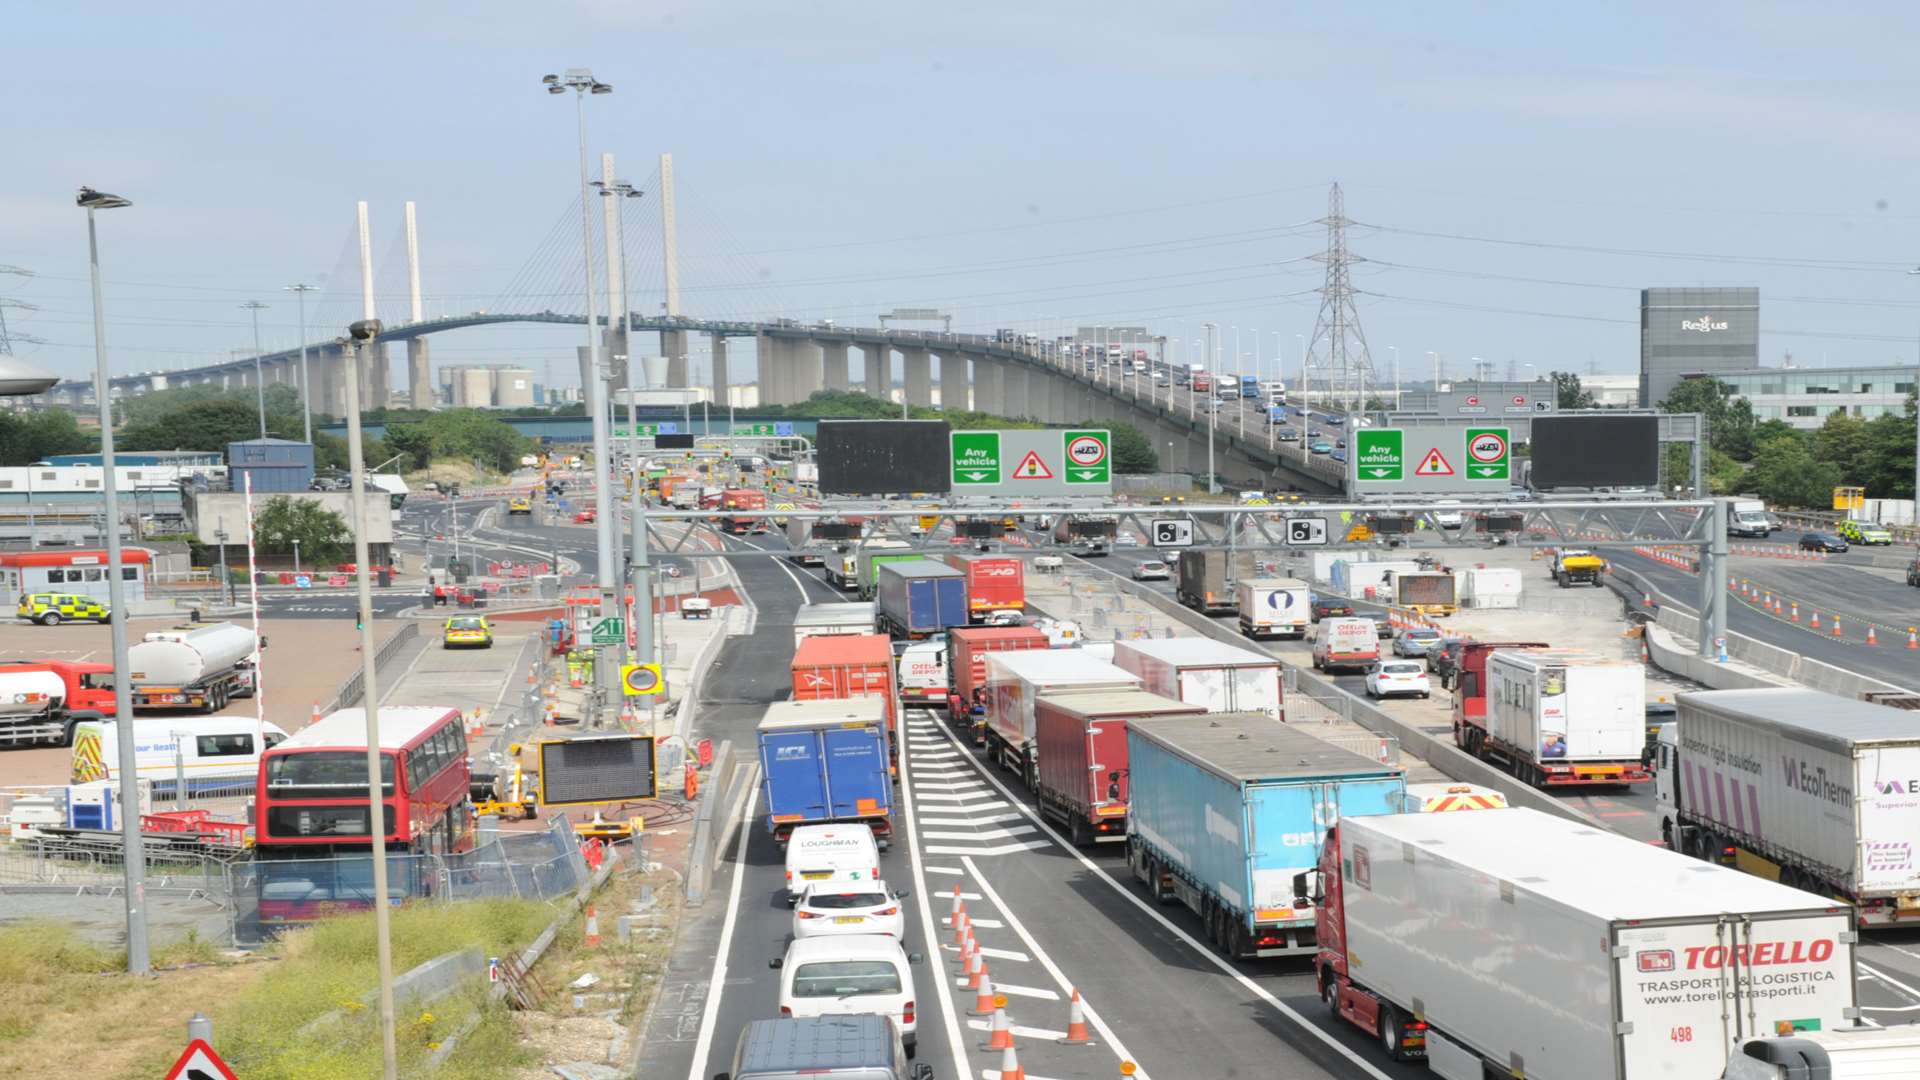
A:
[1011,450,1055,479]
[1414,447,1455,476]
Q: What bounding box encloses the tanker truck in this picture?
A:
[0,660,115,746]
[126,622,262,713]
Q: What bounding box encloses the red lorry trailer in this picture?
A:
[937,553,1025,622]
[790,633,899,773]
[719,488,768,534]
[944,626,1048,743]
[1033,690,1203,845]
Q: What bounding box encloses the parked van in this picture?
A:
[718,1015,932,1080]
[784,823,882,904]
[773,936,922,1053]
[70,716,289,797]
[1311,616,1380,673]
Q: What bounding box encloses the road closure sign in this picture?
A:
[942,429,1110,496]
[1465,427,1511,481]
[1063,430,1110,485]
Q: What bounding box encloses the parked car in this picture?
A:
[1838,519,1894,545]
[792,881,908,940]
[773,935,921,1054]
[1392,626,1444,657]
[1309,594,1354,621]
[1364,660,1431,699]
[16,592,110,626]
[1131,560,1170,581]
[441,615,492,649]
[1798,531,1848,553]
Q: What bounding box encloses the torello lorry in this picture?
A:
[1236,576,1310,640]
[1657,688,1920,925]
[1111,637,1283,720]
[1722,1027,1920,1079]
[1032,690,1202,845]
[1176,550,1258,614]
[1304,807,1860,1076]
[757,699,892,847]
[983,649,1138,787]
[1128,713,1404,960]
[1465,650,1649,787]
[126,622,261,713]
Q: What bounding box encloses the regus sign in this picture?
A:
[1680,315,1730,333]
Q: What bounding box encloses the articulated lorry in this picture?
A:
[126,623,261,713]
[789,634,899,773]
[874,562,968,640]
[1032,690,1202,846]
[1128,713,1404,960]
[936,553,1024,621]
[944,626,1049,742]
[1305,807,1860,1076]
[1176,550,1257,614]
[791,602,876,648]
[983,650,1138,787]
[1456,649,1649,787]
[1658,688,1920,926]
[1112,637,1283,720]
[1235,576,1310,640]
[757,699,892,847]
[1050,514,1116,557]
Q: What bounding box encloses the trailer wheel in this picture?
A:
[1379,1006,1409,1062]
[1069,816,1090,846]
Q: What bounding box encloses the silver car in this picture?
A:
[1392,627,1443,657]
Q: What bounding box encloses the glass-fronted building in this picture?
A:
[1640,287,1760,407]
[1715,365,1918,429]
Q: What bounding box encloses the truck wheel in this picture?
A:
[1379,1006,1408,1062]
[1322,972,1341,1014]
[1069,817,1090,846]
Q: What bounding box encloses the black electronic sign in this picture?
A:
[1528,416,1660,490]
[817,420,951,495]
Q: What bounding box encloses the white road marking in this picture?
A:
[917,781,990,792]
[683,786,760,1080]
[917,794,1011,807]
[919,812,1027,828]
[899,710,974,1080]
[943,916,1005,929]
[912,769,973,780]
[923,825,1039,841]
[918,751,963,761]
[990,983,1061,1001]
[926,840,1051,856]
[1861,962,1920,1005]
[982,1072,1064,1080]
[966,1018,1068,1040]
[925,866,964,876]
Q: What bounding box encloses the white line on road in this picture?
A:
[966,1018,1068,1040]
[684,786,760,1080]
[990,983,1061,1001]
[1861,962,1920,1006]
[944,916,1005,929]
[923,825,1038,841]
[927,840,1051,856]
[917,794,1012,807]
[926,866,964,875]
[919,813,1027,828]
[917,781,990,792]
[900,710,974,1080]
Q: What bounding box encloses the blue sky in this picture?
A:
[7,0,1920,390]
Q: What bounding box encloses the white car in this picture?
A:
[1365,660,1431,700]
[792,880,908,940]
[774,934,921,1054]
[1131,560,1170,581]
[1431,501,1464,530]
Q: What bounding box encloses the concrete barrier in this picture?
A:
[1643,624,1788,691]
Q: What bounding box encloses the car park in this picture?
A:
[441,615,492,649]
[1131,560,1170,581]
[1365,660,1431,699]
[1839,519,1894,545]
[773,935,921,1054]
[1392,626,1443,657]
[1798,531,1848,553]
[793,881,908,940]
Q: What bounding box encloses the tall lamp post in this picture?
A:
[1907,267,1920,507]
[242,300,269,438]
[79,185,148,977]
[544,67,619,718]
[596,177,648,694]
[286,284,317,443]
[1203,322,1218,494]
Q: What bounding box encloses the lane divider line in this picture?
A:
[902,709,975,1080]
[683,786,760,1080]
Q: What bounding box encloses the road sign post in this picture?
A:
[1465,427,1511,481]
[950,431,1003,487]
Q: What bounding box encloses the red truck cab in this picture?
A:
[3,660,117,714]
[719,488,768,534]
[1448,641,1548,729]
[1306,823,1430,1062]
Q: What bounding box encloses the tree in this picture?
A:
[1107,421,1159,474]
[0,408,96,465]
[1658,376,1756,460]
[1743,440,1844,508]
[119,398,275,453]
[1550,371,1596,410]
[251,496,351,563]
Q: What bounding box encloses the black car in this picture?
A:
[1798,531,1848,553]
[1310,595,1355,621]
[1426,637,1471,690]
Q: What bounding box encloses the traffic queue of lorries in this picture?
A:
[749,545,1920,1079]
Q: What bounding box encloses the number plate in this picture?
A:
[802,871,832,880]
[832,916,865,924]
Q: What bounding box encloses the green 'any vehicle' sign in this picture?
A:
[951,431,1002,485]
[1354,429,1404,482]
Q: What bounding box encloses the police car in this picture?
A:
[1838,519,1893,545]
[17,592,111,626]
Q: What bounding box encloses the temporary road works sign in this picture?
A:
[1354,430,1404,481]
[1414,447,1454,477]
[1012,450,1054,480]
[951,431,1003,486]
[1465,427,1511,481]
[1063,430,1111,485]
[164,1039,238,1080]
[589,617,625,646]
[621,662,664,697]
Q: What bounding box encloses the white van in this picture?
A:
[70,716,289,798]
[774,935,922,1054]
[1311,616,1380,673]
[785,824,882,904]
[895,641,947,709]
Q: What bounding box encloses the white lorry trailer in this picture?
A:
[1471,649,1650,788]
[1111,638,1282,720]
[126,622,260,713]
[1235,576,1310,640]
[1657,688,1920,926]
[1308,807,1862,1076]
[982,650,1138,788]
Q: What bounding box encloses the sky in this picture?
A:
[8,0,1920,393]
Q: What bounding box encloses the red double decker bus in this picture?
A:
[252,706,474,928]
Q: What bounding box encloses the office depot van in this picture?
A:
[1311,616,1379,673]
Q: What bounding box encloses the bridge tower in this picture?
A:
[356,201,391,409]
[658,152,689,389]
[405,201,434,409]
[1300,183,1376,412]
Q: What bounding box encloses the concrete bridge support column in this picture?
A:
[662,329,690,388]
[865,344,891,400]
[756,333,779,406]
[902,349,932,409]
[789,339,823,401]
[709,334,731,407]
[320,345,349,419]
[407,338,434,409]
[974,360,1005,417]
[939,353,969,412]
[821,342,850,393]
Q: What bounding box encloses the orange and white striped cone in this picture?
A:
[1773,597,1783,615]
[584,904,601,949]
[1833,617,1843,638]
[1059,987,1094,1045]
[1811,611,1820,630]
[967,951,989,990]
[982,1003,1014,1051]
[1643,592,1654,608]
[1790,603,1799,622]
[969,969,997,1016]
[1908,628,1918,651]
[1867,627,1879,647]
[950,885,965,923]
[996,1043,1025,1080]
[311,701,323,726]
[1763,591,1772,609]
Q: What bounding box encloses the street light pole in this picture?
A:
[544,68,618,720]
[597,175,649,697]
[242,300,268,439]
[79,185,147,977]
[1203,322,1218,495]
[287,284,317,443]
[1907,267,1920,511]
[1388,345,1400,409]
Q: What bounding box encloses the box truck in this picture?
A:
[1128,713,1404,960]
[1389,570,1457,617]
[1032,690,1203,845]
[756,699,893,846]
[790,634,899,772]
[1176,550,1258,614]
[1236,576,1310,639]
[1331,559,1423,602]
[983,650,1138,786]
[1447,639,1547,709]
[791,602,876,648]
[1465,650,1649,787]
[1656,688,1920,926]
[126,622,261,713]
[874,562,968,640]
[829,539,906,592]
[1112,638,1283,720]
[1050,514,1116,557]
[945,626,1049,742]
[937,553,1024,621]
[1305,808,1860,1075]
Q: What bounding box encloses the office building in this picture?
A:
[1714,365,1917,429]
[1639,288,1759,407]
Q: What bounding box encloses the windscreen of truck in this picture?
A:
[267,752,395,798]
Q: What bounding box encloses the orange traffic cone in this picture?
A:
[950,885,965,921]
[1060,987,1094,1045]
[953,909,970,948]
[584,904,601,949]
[1908,628,1918,651]
[995,1043,1025,1080]
[1867,627,1879,646]
[1772,597,1783,615]
[1833,617,1844,638]
[982,1002,1014,1050]
[970,969,997,1016]
[1790,603,1799,622]
[965,948,986,989]
[1811,611,1820,630]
